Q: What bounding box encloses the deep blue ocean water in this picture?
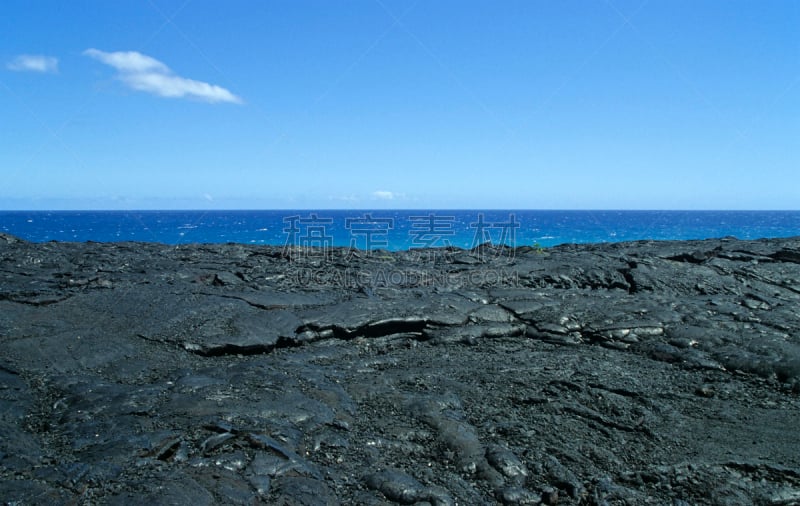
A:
[1,210,799,251]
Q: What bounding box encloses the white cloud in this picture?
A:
[328,194,359,202]
[372,190,396,200]
[7,54,59,73]
[83,49,242,104]
[84,49,167,74]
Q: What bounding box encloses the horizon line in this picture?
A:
[2,208,800,213]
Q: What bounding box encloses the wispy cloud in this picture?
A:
[372,190,404,200]
[83,49,242,104]
[6,54,59,73]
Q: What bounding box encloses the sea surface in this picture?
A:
[1,210,799,251]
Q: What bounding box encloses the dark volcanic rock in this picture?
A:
[1,235,800,504]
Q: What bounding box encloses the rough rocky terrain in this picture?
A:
[1,232,800,505]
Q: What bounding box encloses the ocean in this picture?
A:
[1,210,799,251]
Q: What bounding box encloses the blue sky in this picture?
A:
[1,1,798,210]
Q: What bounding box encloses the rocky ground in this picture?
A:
[1,232,800,505]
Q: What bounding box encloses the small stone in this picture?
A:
[498,486,542,505]
[694,385,715,398]
[213,272,242,286]
[541,486,559,505]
